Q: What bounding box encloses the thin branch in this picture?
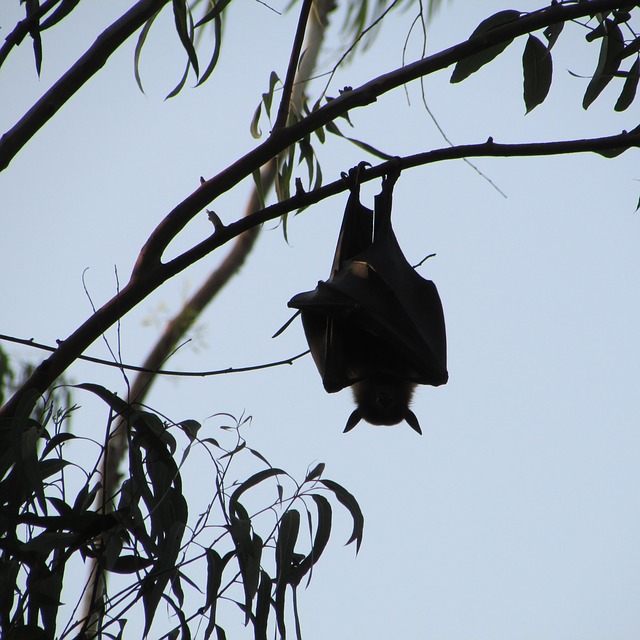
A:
[0,332,309,377]
[274,0,314,130]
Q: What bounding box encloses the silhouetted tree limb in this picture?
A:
[0,0,170,172]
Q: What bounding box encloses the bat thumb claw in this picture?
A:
[405,410,422,435]
[343,409,362,433]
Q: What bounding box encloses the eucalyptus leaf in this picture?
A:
[523,35,553,112]
[451,10,521,83]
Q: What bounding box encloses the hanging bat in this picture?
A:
[288,163,448,434]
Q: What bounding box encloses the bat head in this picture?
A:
[344,375,422,434]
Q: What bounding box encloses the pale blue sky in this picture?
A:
[1,1,639,638]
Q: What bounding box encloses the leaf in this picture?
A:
[229,468,286,519]
[615,57,640,111]
[74,383,133,419]
[583,19,625,110]
[254,570,272,640]
[40,0,81,30]
[134,13,159,94]
[292,494,332,585]
[275,509,301,638]
[109,555,154,574]
[25,0,43,76]
[325,121,392,160]
[450,10,521,83]
[177,419,201,440]
[320,479,364,552]
[194,0,233,28]
[523,35,553,113]
[195,13,222,87]
[250,104,263,139]
[304,463,325,483]
[172,0,199,77]
[543,20,564,50]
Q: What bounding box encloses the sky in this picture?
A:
[1,1,640,639]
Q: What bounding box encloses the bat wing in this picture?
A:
[289,166,448,394]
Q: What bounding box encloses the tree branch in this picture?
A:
[2,0,639,419]
[2,128,638,419]
[0,0,170,172]
[131,0,637,275]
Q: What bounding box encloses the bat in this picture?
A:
[288,163,448,434]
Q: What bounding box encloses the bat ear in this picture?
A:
[405,409,423,435]
[343,409,363,433]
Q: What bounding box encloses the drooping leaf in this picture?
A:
[291,494,332,585]
[195,13,223,87]
[134,12,159,94]
[450,10,521,83]
[325,121,392,159]
[320,479,364,552]
[74,383,133,419]
[583,19,625,110]
[172,0,199,78]
[522,35,553,113]
[40,0,81,30]
[543,20,564,50]
[275,509,301,638]
[195,0,233,28]
[229,468,286,519]
[250,104,263,139]
[254,569,272,640]
[24,0,43,76]
[615,57,640,111]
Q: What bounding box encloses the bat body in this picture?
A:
[289,164,448,433]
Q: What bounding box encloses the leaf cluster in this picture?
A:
[0,382,363,640]
[449,4,640,114]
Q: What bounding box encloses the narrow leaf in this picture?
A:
[615,57,640,111]
[250,104,263,139]
[583,19,625,109]
[74,383,133,419]
[254,570,272,640]
[229,468,285,518]
[523,35,553,112]
[320,479,364,552]
[194,0,232,28]
[134,13,159,94]
[543,21,564,50]
[195,14,222,87]
[450,10,521,83]
[172,0,199,78]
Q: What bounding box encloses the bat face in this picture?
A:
[348,375,421,434]
[288,163,448,434]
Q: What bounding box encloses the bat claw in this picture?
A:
[343,409,362,433]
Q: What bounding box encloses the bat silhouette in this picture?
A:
[288,163,448,434]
